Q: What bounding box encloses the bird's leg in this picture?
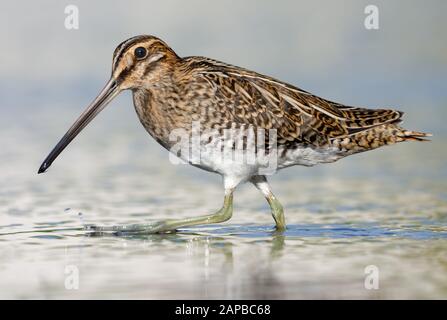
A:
[250,175,286,231]
[87,189,234,234]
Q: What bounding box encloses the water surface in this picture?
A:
[0,108,446,299]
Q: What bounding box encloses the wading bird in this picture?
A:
[38,35,430,233]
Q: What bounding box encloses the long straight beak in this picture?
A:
[38,78,120,174]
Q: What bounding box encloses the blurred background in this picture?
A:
[0,0,446,299]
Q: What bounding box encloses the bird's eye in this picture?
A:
[134,47,147,59]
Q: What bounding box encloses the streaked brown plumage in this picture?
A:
[115,36,429,155]
[38,35,431,233]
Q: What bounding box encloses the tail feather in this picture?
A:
[331,124,432,154]
[397,129,432,142]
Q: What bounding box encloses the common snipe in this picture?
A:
[38,35,430,233]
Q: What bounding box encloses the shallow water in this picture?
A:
[0,105,446,299]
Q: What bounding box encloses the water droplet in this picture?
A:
[78,212,84,225]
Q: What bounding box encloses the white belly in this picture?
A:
[277,145,344,168]
[166,124,344,187]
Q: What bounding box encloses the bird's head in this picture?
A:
[38,35,179,174]
[111,35,179,90]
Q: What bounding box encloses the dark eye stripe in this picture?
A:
[112,35,152,70]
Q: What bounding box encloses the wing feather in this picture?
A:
[188,57,403,147]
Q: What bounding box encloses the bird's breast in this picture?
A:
[132,88,193,149]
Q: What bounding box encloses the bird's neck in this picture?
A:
[132,78,193,148]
